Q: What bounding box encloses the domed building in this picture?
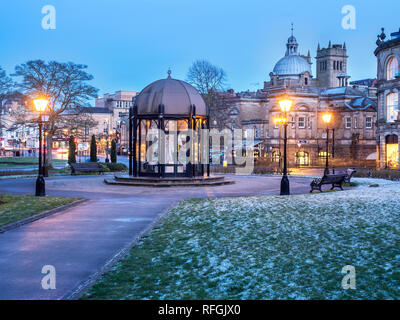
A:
[215,29,378,168]
[270,32,313,83]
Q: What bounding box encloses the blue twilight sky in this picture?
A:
[0,0,399,101]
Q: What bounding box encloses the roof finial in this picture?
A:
[291,22,294,36]
[167,68,172,78]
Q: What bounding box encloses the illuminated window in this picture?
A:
[272,151,280,163]
[295,151,309,165]
[366,117,373,129]
[318,151,331,159]
[387,92,399,122]
[386,135,399,169]
[387,57,399,80]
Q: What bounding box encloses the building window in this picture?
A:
[305,77,308,85]
[295,151,309,166]
[318,151,330,159]
[345,117,352,129]
[387,92,399,122]
[386,135,399,169]
[253,126,259,138]
[354,117,358,129]
[340,61,343,71]
[366,117,373,129]
[272,151,281,163]
[387,56,399,80]
[298,117,305,128]
[308,118,312,129]
[291,116,295,129]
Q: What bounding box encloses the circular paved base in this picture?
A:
[104,175,234,187]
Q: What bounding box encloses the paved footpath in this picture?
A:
[0,174,312,300]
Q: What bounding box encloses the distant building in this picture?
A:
[78,90,139,154]
[375,27,400,169]
[215,30,378,167]
[0,93,37,156]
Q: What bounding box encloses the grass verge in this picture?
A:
[0,194,79,227]
[83,178,400,300]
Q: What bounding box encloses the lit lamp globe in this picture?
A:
[322,113,332,124]
[279,99,293,113]
[33,98,48,112]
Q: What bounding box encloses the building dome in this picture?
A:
[271,28,312,80]
[273,55,312,78]
[135,73,207,116]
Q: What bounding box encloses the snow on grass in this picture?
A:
[84,178,400,300]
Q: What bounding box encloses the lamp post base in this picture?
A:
[35,175,46,197]
[280,175,290,195]
[324,167,330,175]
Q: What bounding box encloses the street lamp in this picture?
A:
[322,112,332,175]
[33,98,48,196]
[276,98,293,195]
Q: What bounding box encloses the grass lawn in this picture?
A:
[83,178,400,300]
[0,194,80,227]
[0,157,67,167]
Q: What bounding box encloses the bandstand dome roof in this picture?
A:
[135,72,207,116]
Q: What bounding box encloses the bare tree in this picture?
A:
[0,66,13,133]
[51,108,98,141]
[186,60,227,107]
[12,60,98,165]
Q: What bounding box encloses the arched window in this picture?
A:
[387,56,399,80]
[385,135,399,169]
[295,151,309,166]
[271,151,281,163]
[386,92,399,122]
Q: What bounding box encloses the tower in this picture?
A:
[316,41,348,88]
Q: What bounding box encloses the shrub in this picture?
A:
[99,163,111,172]
[68,135,76,164]
[90,135,98,162]
[111,139,117,163]
[354,168,400,181]
[106,163,128,172]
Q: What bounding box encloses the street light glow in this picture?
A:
[33,98,48,112]
[279,99,293,113]
[274,117,287,124]
[322,113,332,124]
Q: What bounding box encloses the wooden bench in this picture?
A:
[310,173,347,193]
[70,162,104,175]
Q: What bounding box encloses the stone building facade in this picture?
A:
[375,28,400,169]
[78,90,138,154]
[215,32,378,167]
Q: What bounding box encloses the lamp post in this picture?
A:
[276,98,293,195]
[322,113,332,176]
[104,119,110,163]
[33,98,48,196]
